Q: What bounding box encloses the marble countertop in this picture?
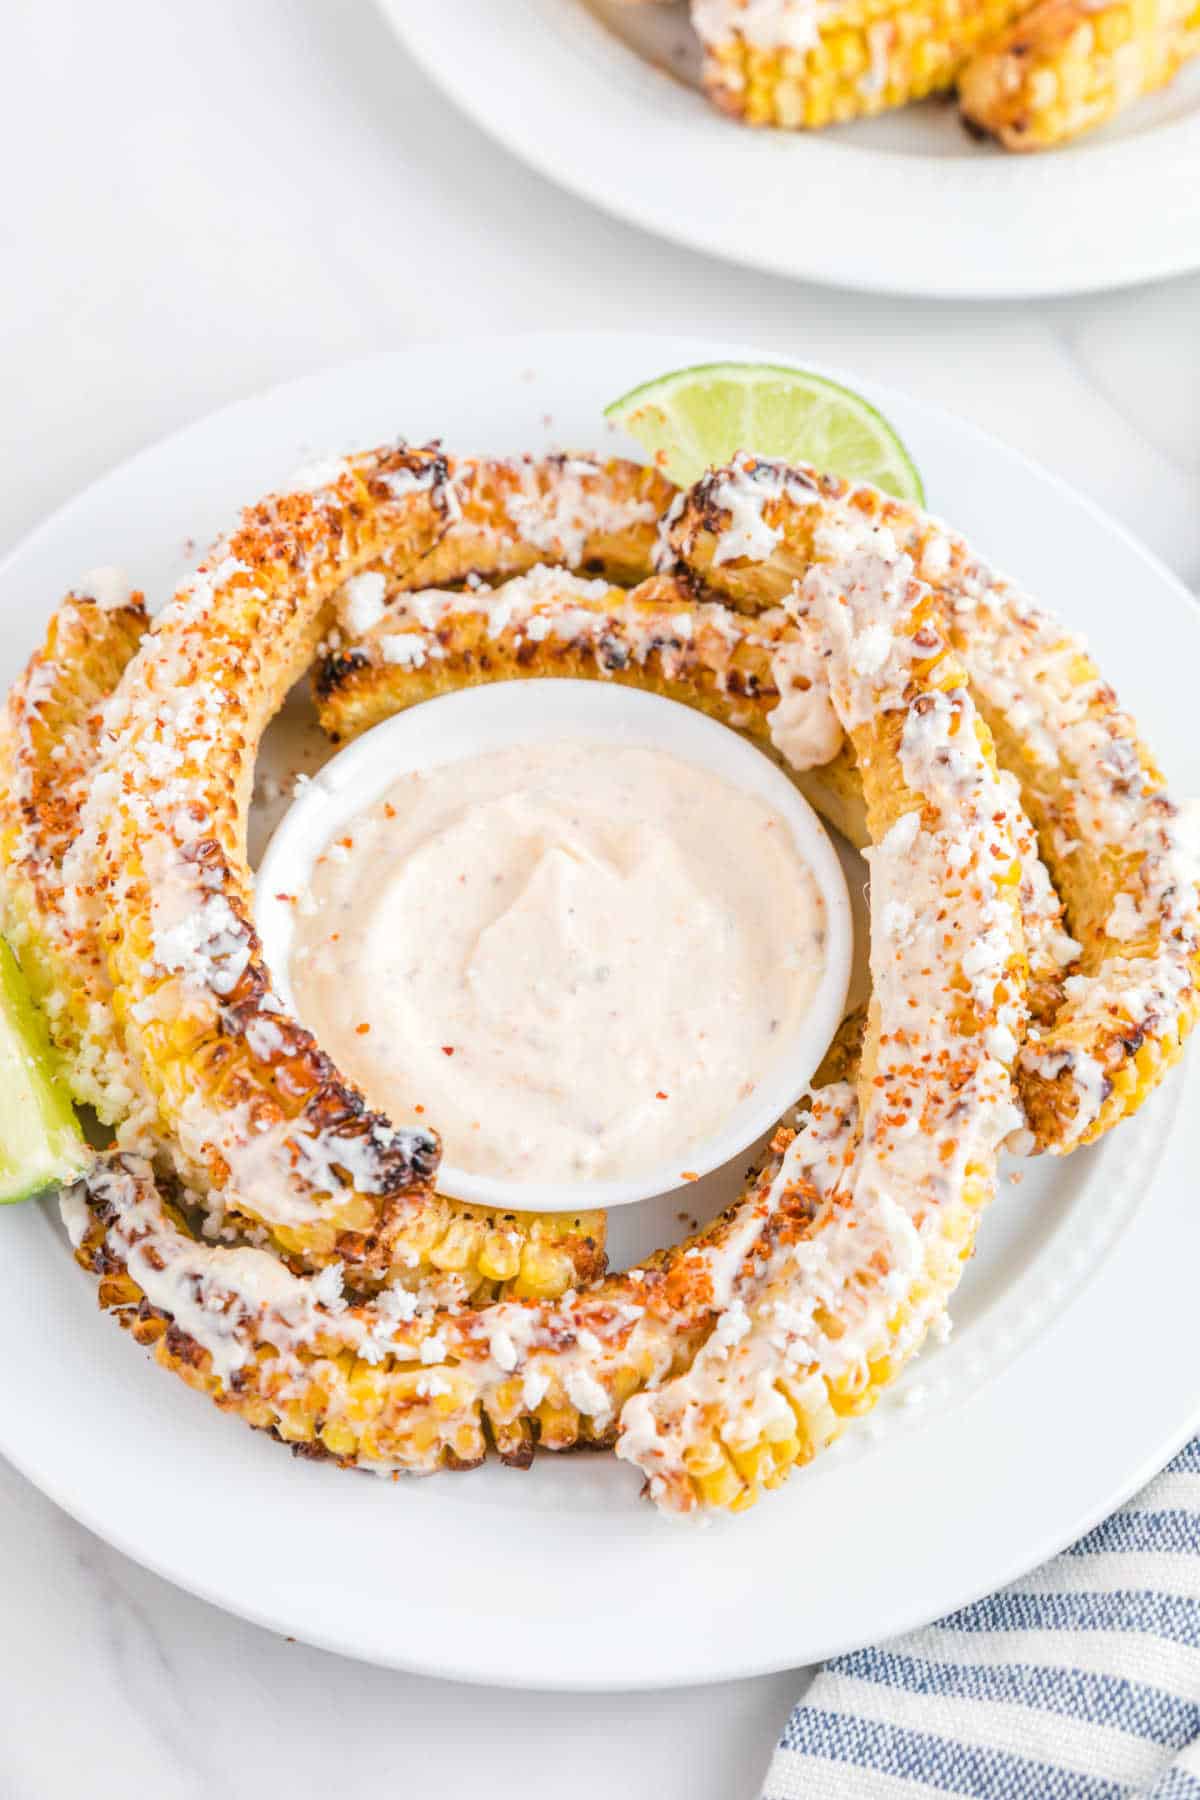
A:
[1,4,1196,1796]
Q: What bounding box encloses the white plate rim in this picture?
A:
[378,0,1200,300]
[1,331,1198,1690]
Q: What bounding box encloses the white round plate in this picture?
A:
[3,333,1199,1690]
[380,0,1200,298]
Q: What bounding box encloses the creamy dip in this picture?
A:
[286,741,829,1185]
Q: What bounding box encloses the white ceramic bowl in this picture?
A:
[256,680,852,1211]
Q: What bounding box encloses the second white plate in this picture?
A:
[2,333,1199,1688]
[382,0,1200,298]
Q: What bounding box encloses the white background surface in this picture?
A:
[1,4,1198,1797]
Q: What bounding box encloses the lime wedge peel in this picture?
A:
[604,361,925,505]
[0,937,87,1205]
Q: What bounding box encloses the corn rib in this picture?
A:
[47,454,631,1301]
[0,581,148,1122]
[619,542,1025,1510]
[665,456,1200,1153]
[692,0,1026,126]
[394,453,676,592]
[959,0,1200,149]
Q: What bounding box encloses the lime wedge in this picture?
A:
[0,937,86,1204]
[604,361,924,503]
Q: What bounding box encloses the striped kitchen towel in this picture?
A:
[762,1436,1200,1799]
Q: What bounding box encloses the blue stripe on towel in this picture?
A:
[1142,1770,1200,1800]
[779,1707,1128,1799]
[1067,1511,1200,1559]
[832,1647,1200,1749]
[939,1588,1200,1648]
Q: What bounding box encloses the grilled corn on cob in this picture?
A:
[666,456,1200,1153]
[38,453,633,1301]
[959,0,1200,148]
[395,453,675,592]
[0,580,148,1122]
[693,0,1026,126]
[619,526,1026,1510]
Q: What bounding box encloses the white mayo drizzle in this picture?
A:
[502,458,656,564]
[999,768,1080,1000]
[766,636,843,769]
[693,0,824,57]
[75,567,135,611]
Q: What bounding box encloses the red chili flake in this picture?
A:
[413,1104,425,1114]
[383,802,396,819]
[355,1022,371,1035]
[339,836,354,849]
[274,893,295,905]
[441,1046,455,1056]
[655,1090,668,1100]
[680,1170,699,1182]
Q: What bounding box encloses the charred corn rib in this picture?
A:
[313,565,1064,1010]
[62,516,1025,1511]
[621,548,1025,1510]
[49,450,647,1299]
[959,0,1200,149]
[936,558,1196,1151]
[0,585,600,1306]
[0,580,148,1121]
[692,0,1026,126]
[316,563,864,841]
[394,453,676,592]
[666,456,1200,1153]
[65,1128,801,1477]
